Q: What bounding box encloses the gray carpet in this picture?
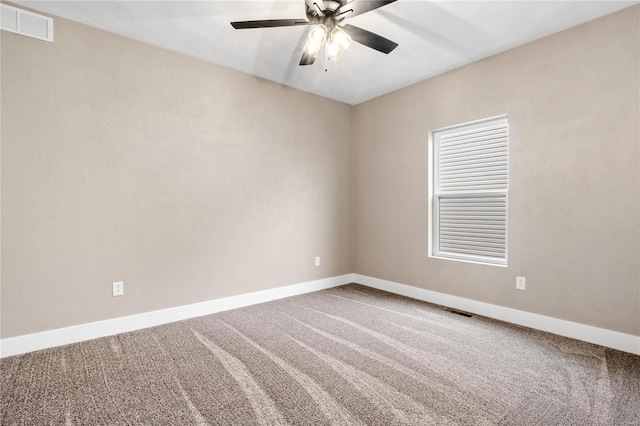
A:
[2,284,639,425]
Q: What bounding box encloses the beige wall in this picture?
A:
[354,6,640,336]
[1,14,353,338]
[2,5,639,341]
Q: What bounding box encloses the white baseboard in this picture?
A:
[354,274,640,355]
[0,274,355,358]
[3,273,638,358]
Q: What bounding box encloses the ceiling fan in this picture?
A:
[230,0,398,67]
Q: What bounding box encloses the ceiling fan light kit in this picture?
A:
[230,0,398,68]
[303,24,352,60]
[328,26,352,59]
[303,24,327,58]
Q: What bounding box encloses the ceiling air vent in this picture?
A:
[1,4,53,42]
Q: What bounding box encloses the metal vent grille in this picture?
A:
[1,4,53,42]
[441,307,474,318]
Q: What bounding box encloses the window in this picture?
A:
[431,116,508,266]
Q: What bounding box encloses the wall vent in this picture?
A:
[441,307,474,318]
[1,4,53,42]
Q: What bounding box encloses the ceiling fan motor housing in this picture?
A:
[306,0,349,27]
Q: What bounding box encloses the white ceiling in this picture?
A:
[17,0,637,105]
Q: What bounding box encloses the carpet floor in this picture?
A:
[1,284,639,425]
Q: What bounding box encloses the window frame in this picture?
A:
[430,116,509,267]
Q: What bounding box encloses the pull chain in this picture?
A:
[325,41,329,72]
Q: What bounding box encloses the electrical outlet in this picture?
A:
[516,276,526,291]
[113,281,124,297]
[315,256,320,267]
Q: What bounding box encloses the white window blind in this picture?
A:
[433,117,508,265]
